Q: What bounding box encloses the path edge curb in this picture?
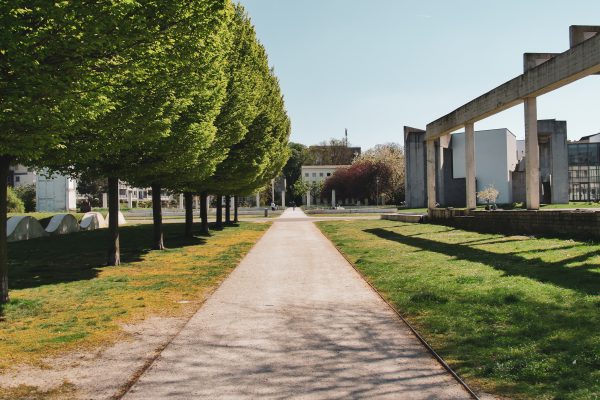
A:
[314,222,481,400]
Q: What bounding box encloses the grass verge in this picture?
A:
[317,219,599,400]
[0,221,268,372]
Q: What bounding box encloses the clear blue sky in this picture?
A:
[239,0,600,150]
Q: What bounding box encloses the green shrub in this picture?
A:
[137,200,152,208]
[7,186,25,213]
[14,184,36,212]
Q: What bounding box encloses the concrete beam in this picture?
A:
[426,28,600,140]
[570,25,600,47]
[523,53,559,72]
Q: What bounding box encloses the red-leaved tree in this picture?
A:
[322,160,393,204]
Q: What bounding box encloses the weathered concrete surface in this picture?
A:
[80,211,107,231]
[45,214,80,235]
[6,216,48,242]
[381,213,424,223]
[124,209,470,400]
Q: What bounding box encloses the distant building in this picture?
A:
[578,133,600,143]
[300,165,349,206]
[301,165,346,185]
[8,164,37,188]
[36,171,78,212]
[567,133,600,201]
[452,129,518,205]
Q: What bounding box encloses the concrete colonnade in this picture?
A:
[464,122,476,210]
[425,100,541,212]
[524,97,540,209]
[423,25,600,213]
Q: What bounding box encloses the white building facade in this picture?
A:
[300,165,349,206]
[36,171,78,212]
[451,129,518,205]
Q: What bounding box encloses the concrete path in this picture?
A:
[124,208,471,399]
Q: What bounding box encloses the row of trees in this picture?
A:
[0,1,290,303]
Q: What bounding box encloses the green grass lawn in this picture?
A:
[0,222,268,378]
[306,213,381,217]
[317,219,599,400]
[396,207,428,214]
[540,202,600,209]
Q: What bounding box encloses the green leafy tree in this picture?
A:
[0,1,150,302]
[282,143,308,204]
[76,174,107,207]
[7,187,24,213]
[222,66,292,221]
[47,1,233,259]
[14,184,36,212]
[292,178,310,205]
[309,181,324,205]
[195,4,268,234]
[355,143,405,204]
[122,2,233,248]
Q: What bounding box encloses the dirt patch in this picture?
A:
[0,315,190,400]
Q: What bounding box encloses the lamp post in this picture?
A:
[376,177,380,206]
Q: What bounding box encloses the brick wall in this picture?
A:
[431,210,600,239]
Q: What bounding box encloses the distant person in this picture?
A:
[271,202,276,211]
[291,201,296,211]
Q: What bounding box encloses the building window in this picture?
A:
[327,173,331,176]
[15,176,20,182]
[319,173,323,177]
[568,142,600,201]
[304,172,309,177]
[312,173,316,177]
[119,189,127,196]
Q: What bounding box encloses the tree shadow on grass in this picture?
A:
[8,222,208,291]
[365,228,600,295]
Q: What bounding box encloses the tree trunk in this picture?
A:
[151,184,164,250]
[0,157,10,303]
[107,176,121,266]
[225,195,231,224]
[234,195,239,223]
[215,195,223,229]
[184,192,193,238]
[200,192,209,235]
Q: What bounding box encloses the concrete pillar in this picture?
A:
[331,189,336,207]
[179,193,184,210]
[465,122,477,210]
[281,191,285,208]
[271,180,275,204]
[306,191,311,207]
[102,193,108,209]
[127,190,133,208]
[426,139,437,209]
[525,97,540,210]
[255,192,260,207]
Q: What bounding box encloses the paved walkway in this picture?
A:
[124,209,471,399]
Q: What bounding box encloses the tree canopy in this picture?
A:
[0,0,290,303]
